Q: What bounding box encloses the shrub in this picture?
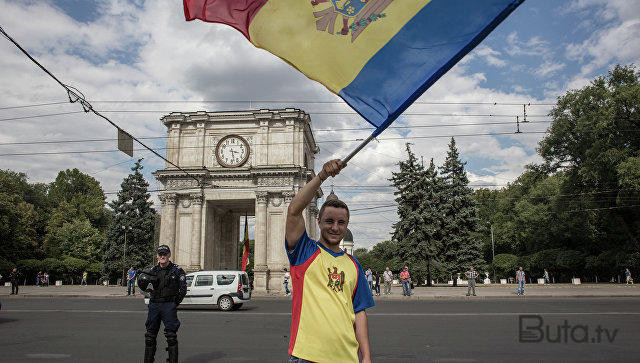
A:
[16,259,43,283]
[491,254,519,279]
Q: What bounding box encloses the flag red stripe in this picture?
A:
[288,249,321,355]
[183,0,268,41]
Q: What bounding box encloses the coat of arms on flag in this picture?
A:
[312,0,393,41]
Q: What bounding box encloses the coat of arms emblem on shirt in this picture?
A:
[327,266,346,292]
[311,0,393,42]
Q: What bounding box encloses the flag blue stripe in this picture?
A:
[338,0,525,136]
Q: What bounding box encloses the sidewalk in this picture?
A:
[3,283,640,299]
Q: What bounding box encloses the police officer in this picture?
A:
[138,245,186,363]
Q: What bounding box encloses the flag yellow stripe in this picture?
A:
[249,0,431,93]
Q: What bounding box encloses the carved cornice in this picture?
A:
[159,194,177,206]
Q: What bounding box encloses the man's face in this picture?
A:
[470,268,474,271]
[157,252,170,264]
[386,267,389,271]
[318,206,349,246]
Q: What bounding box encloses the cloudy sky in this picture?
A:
[1,0,639,249]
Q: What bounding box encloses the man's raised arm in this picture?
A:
[285,159,346,250]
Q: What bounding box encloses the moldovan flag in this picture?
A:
[184,0,524,136]
[241,215,250,271]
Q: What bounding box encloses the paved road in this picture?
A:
[1,297,639,362]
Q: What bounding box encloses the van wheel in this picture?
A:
[218,295,234,311]
[232,303,243,310]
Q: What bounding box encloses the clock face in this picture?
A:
[215,135,250,167]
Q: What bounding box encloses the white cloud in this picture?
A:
[565,0,640,86]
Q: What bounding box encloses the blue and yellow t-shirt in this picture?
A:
[286,231,374,362]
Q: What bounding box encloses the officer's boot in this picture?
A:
[165,331,178,363]
[144,331,157,363]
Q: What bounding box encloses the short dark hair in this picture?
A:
[318,199,350,221]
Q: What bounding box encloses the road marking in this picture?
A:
[25,354,71,359]
[3,310,640,316]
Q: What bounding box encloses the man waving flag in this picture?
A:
[183,0,525,154]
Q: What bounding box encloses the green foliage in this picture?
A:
[44,169,108,258]
[48,168,108,227]
[0,256,14,277]
[555,250,585,279]
[439,138,484,280]
[16,259,43,281]
[491,254,519,279]
[102,160,157,281]
[62,256,90,283]
[390,145,443,284]
[57,218,103,262]
[474,65,640,282]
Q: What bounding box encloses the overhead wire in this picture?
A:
[0,25,203,187]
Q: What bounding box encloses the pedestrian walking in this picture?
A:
[516,267,526,295]
[626,268,633,285]
[43,272,49,286]
[285,158,374,363]
[36,271,42,287]
[374,271,381,296]
[366,268,373,294]
[9,267,20,295]
[544,269,550,284]
[400,266,411,296]
[81,271,88,286]
[383,267,393,295]
[127,266,137,295]
[283,268,291,296]
[465,267,478,296]
[138,245,187,363]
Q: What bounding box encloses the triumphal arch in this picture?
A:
[153,109,320,292]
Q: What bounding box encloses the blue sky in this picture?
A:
[1,0,639,248]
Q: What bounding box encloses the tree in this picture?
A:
[57,218,103,262]
[44,169,108,257]
[0,170,47,261]
[390,145,442,286]
[439,138,484,284]
[102,159,157,282]
[539,64,640,250]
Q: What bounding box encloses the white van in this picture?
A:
[145,270,251,311]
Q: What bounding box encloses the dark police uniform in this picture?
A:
[139,245,186,363]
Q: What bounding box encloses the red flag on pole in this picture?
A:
[241,214,250,271]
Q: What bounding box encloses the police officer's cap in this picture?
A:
[157,245,171,255]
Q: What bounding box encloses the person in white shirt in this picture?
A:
[383,267,393,295]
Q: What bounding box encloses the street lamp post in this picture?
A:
[121,225,132,286]
[489,223,495,282]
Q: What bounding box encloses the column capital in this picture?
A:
[283,191,295,203]
[190,194,204,205]
[159,193,177,206]
[256,191,268,205]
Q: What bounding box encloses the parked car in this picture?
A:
[145,270,251,311]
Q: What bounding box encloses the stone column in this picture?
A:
[308,198,319,240]
[159,193,177,253]
[189,194,203,271]
[254,192,269,291]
